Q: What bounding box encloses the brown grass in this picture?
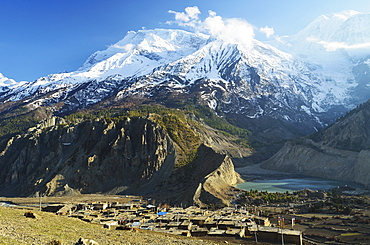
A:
[0,206,229,245]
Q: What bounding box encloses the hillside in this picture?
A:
[261,99,370,188]
[0,106,249,206]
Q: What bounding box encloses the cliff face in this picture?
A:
[0,116,174,196]
[0,115,243,206]
[159,144,243,207]
[261,100,370,188]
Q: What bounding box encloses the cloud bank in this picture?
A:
[167,6,255,50]
[307,37,370,52]
[168,6,201,28]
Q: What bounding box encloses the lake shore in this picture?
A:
[235,163,368,194]
[235,163,306,181]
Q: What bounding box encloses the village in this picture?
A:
[2,185,370,245]
[34,194,302,245]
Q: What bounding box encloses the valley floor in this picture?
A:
[2,191,370,244]
[0,195,282,245]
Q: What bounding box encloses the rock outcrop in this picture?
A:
[193,154,243,207]
[0,116,175,196]
[161,144,243,207]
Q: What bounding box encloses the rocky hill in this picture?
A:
[0,106,248,206]
[261,99,370,188]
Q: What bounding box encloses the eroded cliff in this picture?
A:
[0,113,245,206]
[0,116,175,196]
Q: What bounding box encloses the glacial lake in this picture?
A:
[236,177,363,193]
[235,164,366,193]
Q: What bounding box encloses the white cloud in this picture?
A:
[208,10,217,17]
[204,14,254,50]
[307,36,370,52]
[260,26,275,38]
[110,43,134,52]
[167,7,255,51]
[167,6,201,28]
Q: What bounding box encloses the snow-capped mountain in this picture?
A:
[23,29,209,88]
[287,10,370,54]
[0,73,18,93]
[0,29,210,108]
[115,38,326,124]
[273,10,370,107]
[1,11,370,137]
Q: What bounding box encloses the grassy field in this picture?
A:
[1,206,124,244]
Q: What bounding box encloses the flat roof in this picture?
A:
[258,226,302,236]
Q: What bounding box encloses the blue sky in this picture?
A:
[1,0,370,82]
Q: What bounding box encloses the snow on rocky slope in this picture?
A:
[273,10,370,107]
[0,73,20,93]
[1,11,370,134]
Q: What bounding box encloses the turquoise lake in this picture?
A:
[236,177,363,193]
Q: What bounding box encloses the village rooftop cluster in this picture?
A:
[41,196,303,244]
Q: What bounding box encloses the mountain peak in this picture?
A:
[0,73,17,87]
[292,10,370,49]
[80,29,209,72]
[326,10,362,20]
